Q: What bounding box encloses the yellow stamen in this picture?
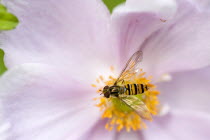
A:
[96,79,100,83]
[99,75,104,81]
[109,76,115,80]
[93,67,160,132]
[91,84,97,88]
[110,66,115,72]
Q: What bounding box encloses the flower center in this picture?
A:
[92,66,160,132]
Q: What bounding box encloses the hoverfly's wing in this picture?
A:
[119,95,152,120]
[114,51,143,85]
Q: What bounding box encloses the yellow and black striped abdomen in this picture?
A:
[123,84,148,95]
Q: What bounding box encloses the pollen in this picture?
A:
[91,84,97,87]
[110,66,115,72]
[93,68,160,132]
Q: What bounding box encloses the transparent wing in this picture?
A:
[119,95,152,120]
[114,51,143,85]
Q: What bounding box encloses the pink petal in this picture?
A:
[0,63,100,140]
[111,0,177,66]
[116,130,143,140]
[0,102,10,140]
[81,120,116,140]
[144,110,210,140]
[140,0,210,78]
[190,0,210,10]
[157,66,210,113]
[1,0,118,75]
[82,120,144,140]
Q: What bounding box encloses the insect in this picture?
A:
[102,51,152,120]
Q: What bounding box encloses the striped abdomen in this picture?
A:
[123,84,148,95]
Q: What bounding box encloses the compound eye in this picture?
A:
[103,86,109,90]
[104,92,110,98]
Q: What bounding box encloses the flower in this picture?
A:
[1,0,210,139]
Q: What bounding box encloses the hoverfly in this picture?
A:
[102,51,152,120]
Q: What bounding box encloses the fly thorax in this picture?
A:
[109,86,120,96]
[119,86,127,94]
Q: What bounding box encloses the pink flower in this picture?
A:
[1,0,210,139]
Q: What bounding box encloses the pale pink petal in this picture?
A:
[191,0,210,10]
[81,120,116,140]
[82,120,143,140]
[111,0,177,66]
[116,130,143,140]
[1,0,118,76]
[139,0,210,78]
[144,110,210,140]
[0,63,100,140]
[157,66,210,113]
[0,102,10,140]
